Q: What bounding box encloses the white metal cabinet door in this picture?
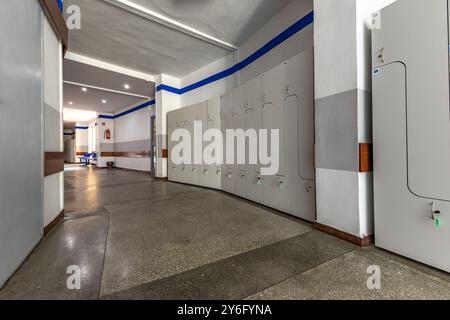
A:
[283,49,316,221]
[245,76,264,204]
[207,97,222,190]
[221,92,234,194]
[167,111,176,182]
[373,61,450,272]
[262,63,288,211]
[195,102,208,187]
[233,85,247,198]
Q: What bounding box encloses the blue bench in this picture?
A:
[80,153,97,165]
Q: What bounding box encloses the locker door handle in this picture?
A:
[431,202,442,228]
[378,47,385,63]
[277,178,285,190]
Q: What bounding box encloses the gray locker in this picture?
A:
[262,63,289,212]
[195,102,208,187]
[244,76,264,204]
[372,0,450,272]
[167,111,177,182]
[283,49,316,221]
[233,85,247,198]
[221,92,234,194]
[206,97,222,190]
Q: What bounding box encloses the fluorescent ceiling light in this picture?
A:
[65,51,155,82]
[102,99,107,104]
[124,84,130,90]
[65,81,151,100]
[64,108,97,122]
[104,0,238,51]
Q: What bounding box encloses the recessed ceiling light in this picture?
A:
[69,101,73,105]
[82,87,87,92]
[124,84,130,90]
[102,99,107,104]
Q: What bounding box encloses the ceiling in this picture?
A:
[64,0,294,77]
[63,82,148,113]
[63,59,154,114]
[64,59,155,97]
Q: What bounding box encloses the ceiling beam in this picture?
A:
[65,51,155,82]
[103,0,238,52]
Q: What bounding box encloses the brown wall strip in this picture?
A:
[100,152,151,158]
[44,152,65,176]
[76,152,86,156]
[39,0,69,53]
[44,209,65,236]
[162,149,168,159]
[100,152,115,157]
[314,222,374,247]
[359,143,373,172]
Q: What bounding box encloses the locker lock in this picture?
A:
[192,167,197,173]
[204,168,209,175]
[256,176,263,185]
[277,179,285,190]
[240,170,246,177]
[227,172,232,179]
[285,85,290,96]
[431,202,442,228]
[216,169,222,175]
[378,47,385,63]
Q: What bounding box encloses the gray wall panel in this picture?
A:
[0,0,43,287]
[114,140,151,152]
[44,103,62,151]
[315,89,359,172]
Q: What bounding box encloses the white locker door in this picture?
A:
[233,85,247,198]
[207,97,222,190]
[195,103,208,187]
[373,62,450,272]
[167,111,176,182]
[262,63,288,211]
[245,76,264,204]
[184,107,195,185]
[284,50,316,221]
[221,92,234,194]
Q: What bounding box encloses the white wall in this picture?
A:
[177,0,314,107]
[0,0,44,287]
[114,102,152,172]
[96,117,114,168]
[314,0,396,239]
[75,122,89,157]
[238,0,313,83]
[156,74,181,178]
[180,53,236,107]
[43,15,64,228]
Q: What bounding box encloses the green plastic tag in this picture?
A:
[435,216,441,229]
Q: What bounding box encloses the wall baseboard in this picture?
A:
[44,209,65,236]
[314,222,374,247]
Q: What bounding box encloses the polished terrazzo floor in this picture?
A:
[0,165,449,300]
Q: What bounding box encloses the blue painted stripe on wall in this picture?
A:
[75,126,89,130]
[57,0,63,12]
[156,11,314,95]
[99,99,155,120]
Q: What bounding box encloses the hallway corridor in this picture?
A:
[0,167,449,300]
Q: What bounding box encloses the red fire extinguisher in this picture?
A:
[104,129,111,140]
